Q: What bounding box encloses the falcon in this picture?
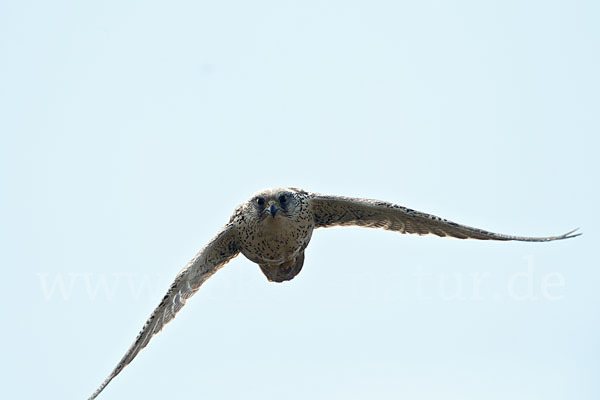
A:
[88,187,579,399]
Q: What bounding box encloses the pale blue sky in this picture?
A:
[1,1,598,399]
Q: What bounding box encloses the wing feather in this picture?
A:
[88,223,239,400]
[310,194,580,242]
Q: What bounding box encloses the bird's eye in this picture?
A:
[256,197,265,207]
[279,194,287,204]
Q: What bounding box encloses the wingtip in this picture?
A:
[561,228,582,240]
[87,373,114,400]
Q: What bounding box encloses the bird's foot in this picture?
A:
[279,259,296,274]
[259,252,305,283]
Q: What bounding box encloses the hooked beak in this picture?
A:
[267,201,279,217]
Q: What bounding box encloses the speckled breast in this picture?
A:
[240,216,314,265]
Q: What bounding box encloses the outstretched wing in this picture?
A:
[310,194,580,241]
[89,223,240,400]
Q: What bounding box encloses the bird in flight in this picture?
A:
[88,187,579,399]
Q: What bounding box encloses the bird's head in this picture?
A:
[249,187,303,222]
